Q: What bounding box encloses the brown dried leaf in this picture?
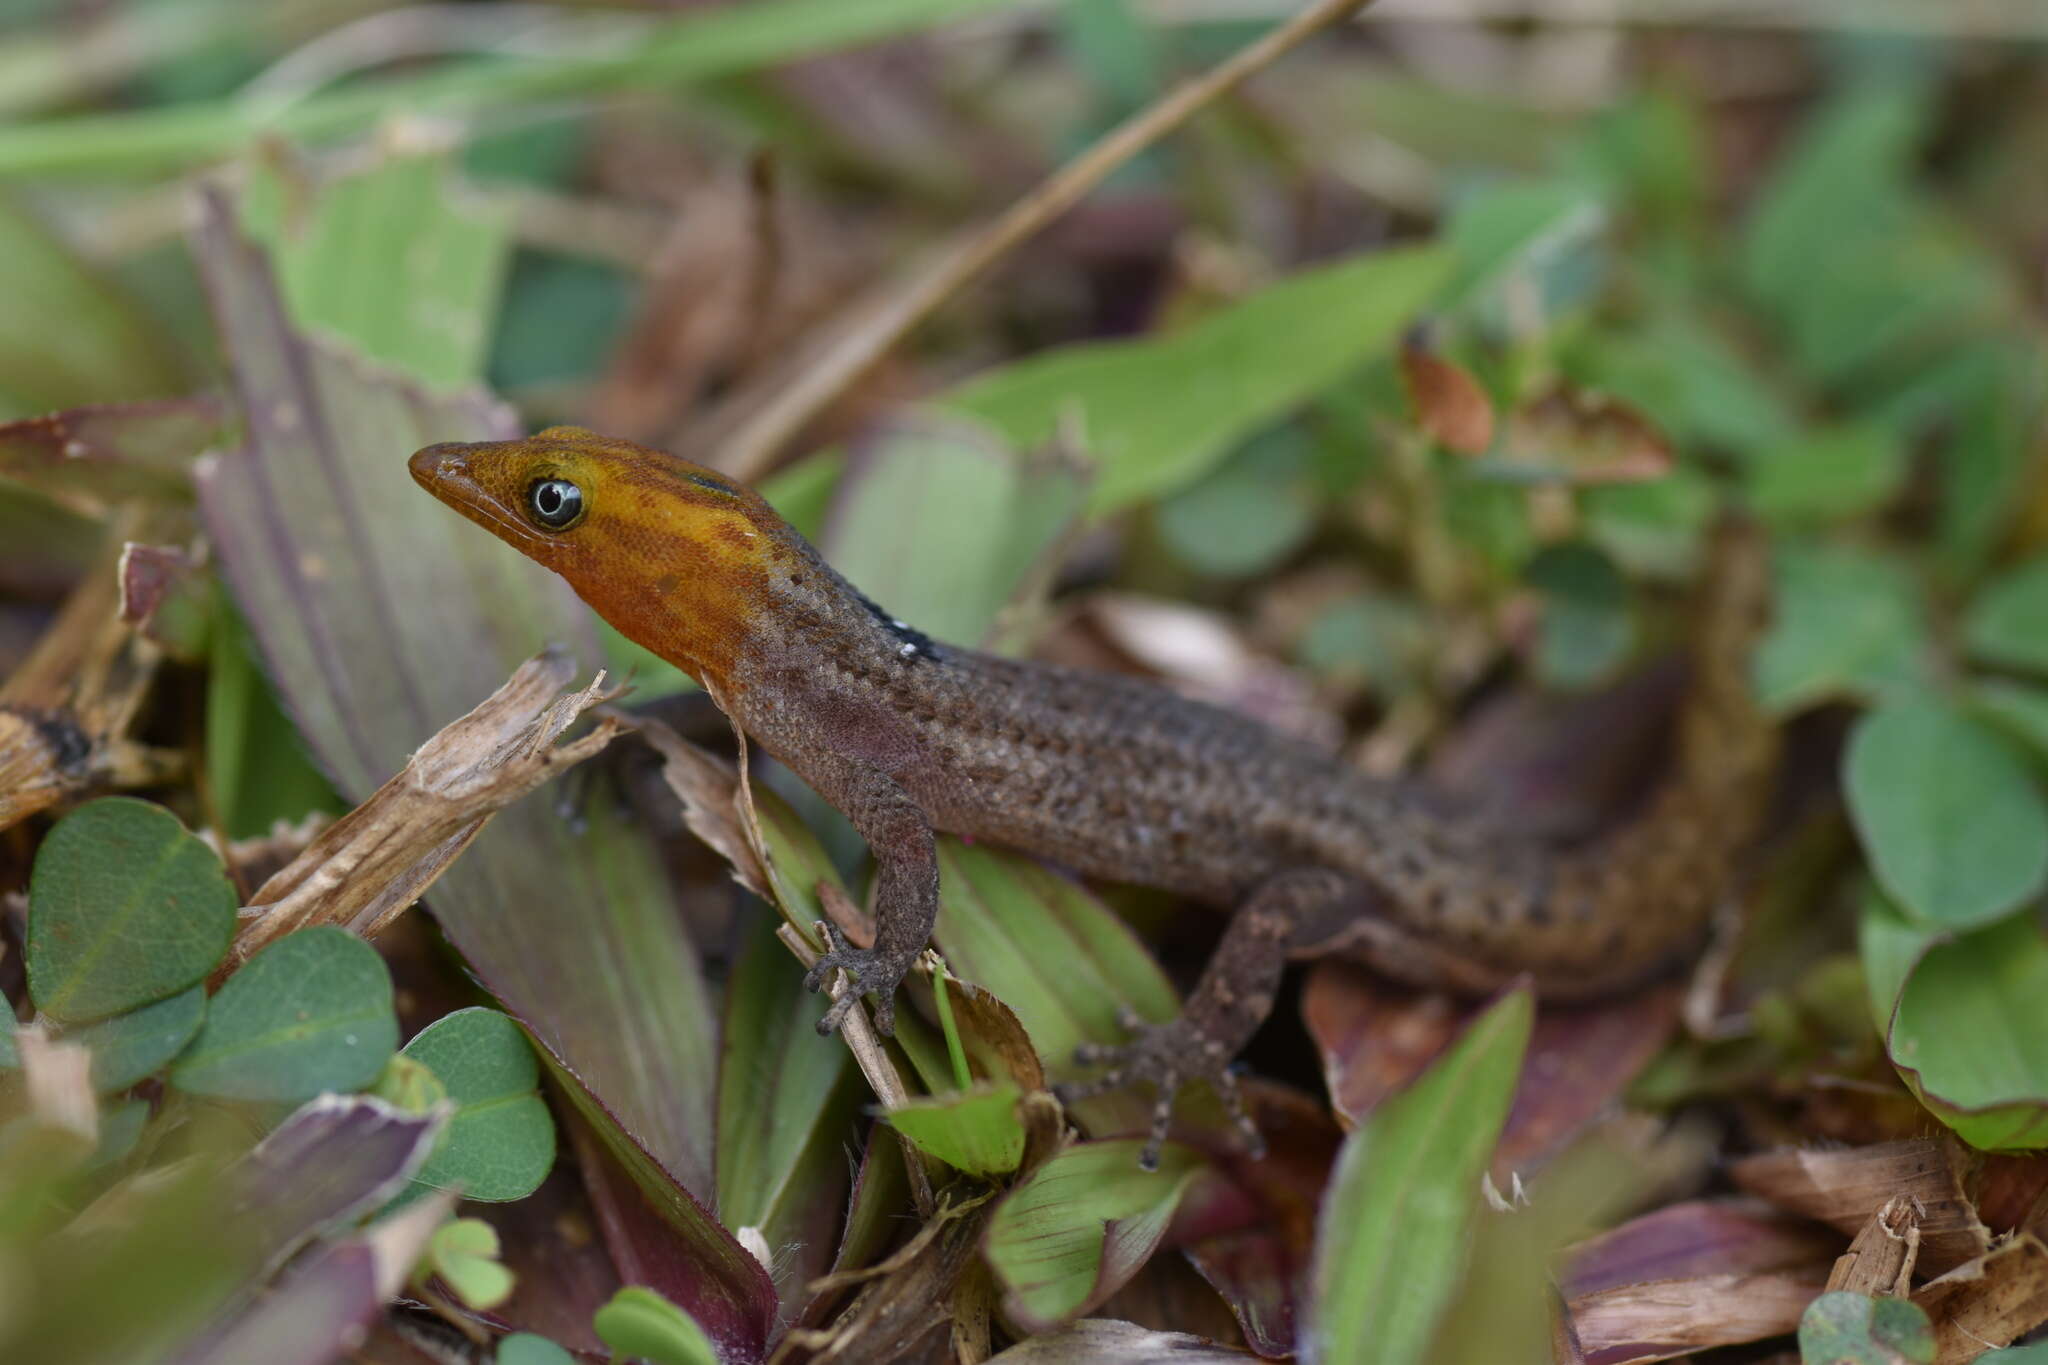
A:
[1731,1140,1992,1278]
[1504,387,1674,485]
[229,650,620,965]
[1566,1268,1828,1364]
[1828,1196,1923,1296]
[1912,1233,2048,1363]
[1400,338,1496,455]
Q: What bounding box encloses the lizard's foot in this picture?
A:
[1052,1007,1266,1172]
[804,921,908,1036]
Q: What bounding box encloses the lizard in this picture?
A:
[410,425,1777,1168]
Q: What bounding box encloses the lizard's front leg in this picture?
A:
[1055,867,1369,1170]
[798,754,938,1038]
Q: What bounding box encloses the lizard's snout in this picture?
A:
[408,443,471,490]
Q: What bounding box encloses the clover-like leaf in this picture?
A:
[70,985,206,1093]
[27,797,236,1024]
[169,928,398,1102]
[1846,702,2048,929]
[593,1287,719,1365]
[400,1007,555,1202]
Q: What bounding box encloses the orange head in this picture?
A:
[409,426,807,686]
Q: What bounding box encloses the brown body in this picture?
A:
[411,427,1777,1164]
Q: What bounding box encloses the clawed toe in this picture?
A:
[803,922,903,1037]
[1057,1012,1265,1168]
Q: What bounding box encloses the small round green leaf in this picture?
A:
[401,1007,555,1202]
[72,985,206,1092]
[1749,423,1904,525]
[1845,702,2048,929]
[27,797,237,1024]
[497,1333,576,1365]
[169,927,397,1102]
[1889,911,2048,1150]
[594,1287,719,1365]
[1966,555,2048,676]
[1525,541,1634,689]
[424,1217,515,1311]
[1797,1290,1934,1365]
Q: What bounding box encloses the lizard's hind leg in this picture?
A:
[1053,868,1370,1170]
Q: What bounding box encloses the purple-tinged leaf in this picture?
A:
[171,1241,382,1365]
[0,397,228,515]
[186,186,718,1199]
[238,1094,446,1274]
[170,1190,456,1365]
[987,1319,1258,1362]
[561,1088,778,1365]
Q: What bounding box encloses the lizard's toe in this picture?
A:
[1056,1014,1266,1167]
[804,923,907,1037]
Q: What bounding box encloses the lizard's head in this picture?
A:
[409,425,798,682]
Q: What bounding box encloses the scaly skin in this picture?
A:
[410,426,1777,1166]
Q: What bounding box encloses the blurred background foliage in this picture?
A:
[1,1,2047,1362]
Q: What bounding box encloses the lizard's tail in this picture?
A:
[1531,514,1780,997]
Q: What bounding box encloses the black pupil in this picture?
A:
[529,479,582,528]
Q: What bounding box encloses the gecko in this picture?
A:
[410,426,1777,1168]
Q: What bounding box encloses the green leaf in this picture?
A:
[984,1139,1206,1328]
[1889,911,2048,1150]
[71,985,206,1093]
[1975,681,2048,764]
[1858,888,1934,1036]
[0,194,182,414]
[170,927,398,1102]
[1965,556,2048,676]
[819,412,1084,648]
[1797,1290,1934,1365]
[0,0,1047,178]
[1845,702,2048,930]
[1307,987,1534,1365]
[1755,544,1929,714]
[497,1334,576,1365]
[1524,541,1633,689]
[400,1008,555,1202]
[204,594,344,841]
[422,1217,515,1312]
[1441,178,1607,307]
[593,1286,720,1365]
[1297,592,1428,694]
[929,839,1188,1138]
[91,1096,152,1169]
[372,1053,448,1114]
[27,797,237,1025]
[1155,426,1318,580]
[942,245,1451,512]
[1749,424,1906,525]
[714,908,856,1296]
[1980,1345,2048,1365]
[885,1083,1026,1177]
[242,155,509,390]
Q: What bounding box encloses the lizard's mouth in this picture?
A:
[409,443,552,556]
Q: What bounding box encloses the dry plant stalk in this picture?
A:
[715,0,1382,479]
[228,649,619,965]
[0,511,186,832]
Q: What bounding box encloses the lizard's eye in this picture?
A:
[526,477,586,531]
